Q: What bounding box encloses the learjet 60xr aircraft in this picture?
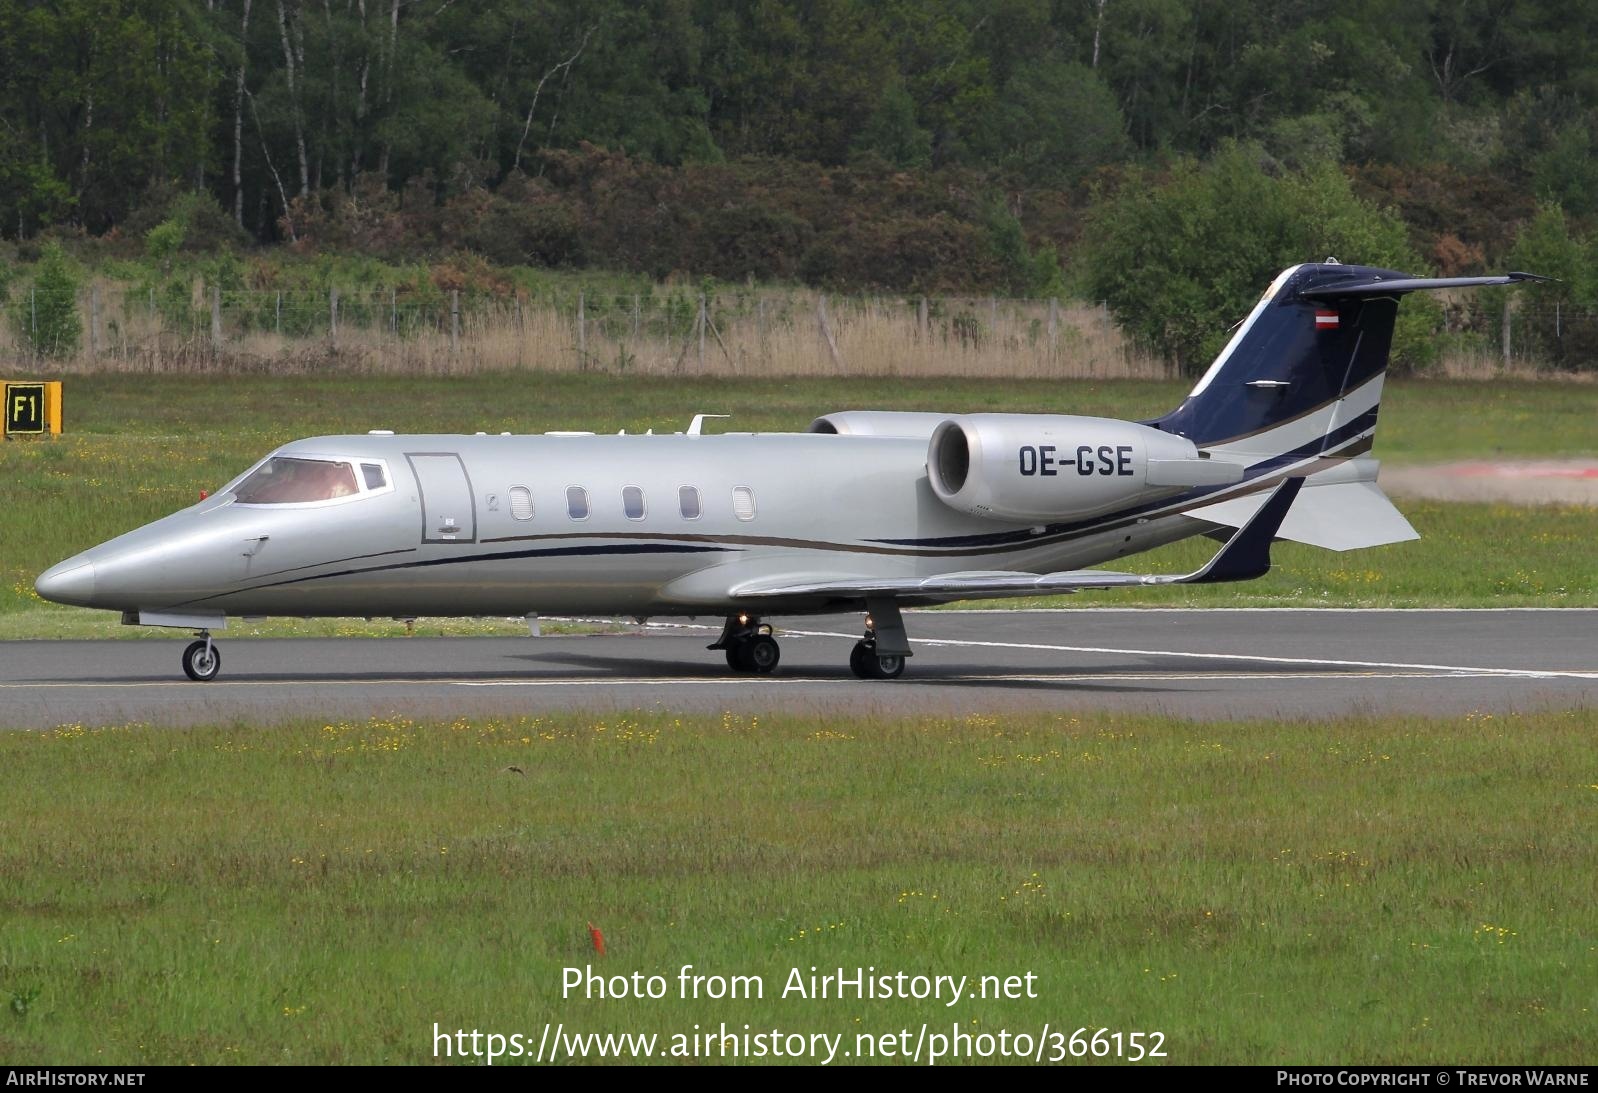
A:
[36,262,1543,681]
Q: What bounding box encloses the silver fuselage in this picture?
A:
[39,432,1209,620]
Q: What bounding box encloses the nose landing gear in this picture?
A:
[182,632,222,682]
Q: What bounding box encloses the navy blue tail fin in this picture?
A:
[1152,264,1546,454]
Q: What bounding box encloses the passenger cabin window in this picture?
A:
[361,463,387,490]
[234,457,359,504]
[509,485,534,520]
[566,486,590,520]
[623,485,646,520]
[733,485,757,521]
[678,485,702,520]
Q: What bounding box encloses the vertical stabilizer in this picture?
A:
[1153,264,1545,464]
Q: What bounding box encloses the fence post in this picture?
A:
[577,292,586,361]
[329,287,339,342]
[513,294,524,367]
[1048,297,1059,348]
[917,295,928,341]
[697,294,706,370]
[633,294,640,340]
[89,283,101,355]
[451,289,460,354]
[816,294,845,374]
[1502,296,1511,368]
[390,287,397,335]
[210,285,222,350]
[30,287,37,350]
[275,291,281,336]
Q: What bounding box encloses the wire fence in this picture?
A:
[1496,306,1598,372]
[0,283,1166,379]
[6,283,1596,377]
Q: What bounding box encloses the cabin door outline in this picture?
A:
[406,453,479,544]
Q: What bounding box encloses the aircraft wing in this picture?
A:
[734,478,1303,601]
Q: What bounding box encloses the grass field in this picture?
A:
[2,374,1596,634]
[1,709,1592,1065]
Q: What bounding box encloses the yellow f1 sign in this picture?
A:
[2,381,62,437]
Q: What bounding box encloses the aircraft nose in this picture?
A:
[35,559,97,607]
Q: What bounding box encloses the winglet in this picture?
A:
[1185,477,1304,584]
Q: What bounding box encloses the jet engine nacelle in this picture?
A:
[926,414,1243,522]
[808,410,953,438]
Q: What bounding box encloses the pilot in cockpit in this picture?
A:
[233,456,360,504]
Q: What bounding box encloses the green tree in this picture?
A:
[0,153,73,239]
[1077,143,1431,374]
[1530,121,1598,219]
[0,0,213,233]
[978,59,1128,183]
[851,84,932,169]
[14,244,83,359]
[1498,203,1594,368]
[1506,203,1590,304]
[984,199,1064,297]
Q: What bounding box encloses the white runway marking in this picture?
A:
[646,622,1598,682]
[446,671,1583,686]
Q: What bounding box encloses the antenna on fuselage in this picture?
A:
[686,413,730,436]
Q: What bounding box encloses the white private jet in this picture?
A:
[36,262,1544,681]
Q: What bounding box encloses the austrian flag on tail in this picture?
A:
[1314,309,1340,330]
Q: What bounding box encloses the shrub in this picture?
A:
[12,243,82,358]
[1078,144,1433,374]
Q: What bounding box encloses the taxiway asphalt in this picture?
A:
[2,609,1595,727]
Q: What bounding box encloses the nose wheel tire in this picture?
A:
[182,639,222,682]
[850,639,905,680]
[728,634,780,674]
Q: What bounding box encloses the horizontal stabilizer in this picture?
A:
[734,478,1304,601]
[1186,479,1417,551]
[1301,271,1552,299]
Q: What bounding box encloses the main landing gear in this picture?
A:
[850,598,911,680]
[182,631,222,682]
[711,599,915,680]
[709,614,781,674]
[849,639,905,680]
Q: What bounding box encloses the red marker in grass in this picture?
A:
[588,922,606,956]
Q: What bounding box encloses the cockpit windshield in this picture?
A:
[233,456,360,504]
